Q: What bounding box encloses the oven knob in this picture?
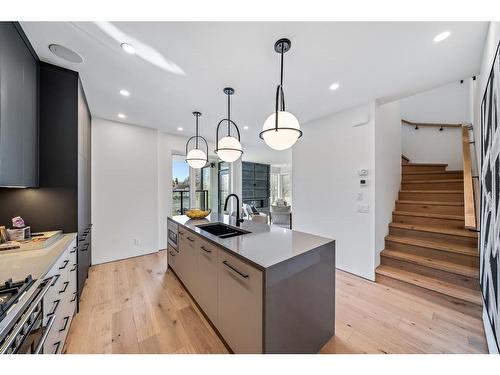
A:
[6,346,14,354]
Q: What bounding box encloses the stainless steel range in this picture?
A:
[0,275,56,354]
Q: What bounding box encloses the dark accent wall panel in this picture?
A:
[242,162,270,213]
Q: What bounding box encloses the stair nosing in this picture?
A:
[402,170,463,175]
[375,265,482,305]
[389,222,477,238]
[393,211,464,221]
[403,163,448,167]
[400,190,463,193]
[396,200,464,206]
[402,179,465,184]
[380,249,479,278]
[385,234,478,257]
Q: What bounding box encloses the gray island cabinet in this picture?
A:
[167,214,335,354]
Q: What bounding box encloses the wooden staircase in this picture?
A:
[375,156,481,317]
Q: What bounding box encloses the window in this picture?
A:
[172,155,190,215]
[281,173,291,206]
[270,172,280,205]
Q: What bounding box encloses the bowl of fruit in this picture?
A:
[185,209,211,219]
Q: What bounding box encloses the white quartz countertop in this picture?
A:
[170,214,334,269]
[0,233,77,282]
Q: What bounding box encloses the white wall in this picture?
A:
[92,118,160,264]
[374,101,402,267]
[293,103,377,280]
[474,21,500,355]
[398,80,471,170]
[92,117,247,264]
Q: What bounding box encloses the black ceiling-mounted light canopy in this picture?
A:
[214,87,243,163]
[185,111,208,169]
[260,38,302,151]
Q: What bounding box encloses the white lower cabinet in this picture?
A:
[196,239,219,326]
[43,237,78,354]
[217,250,263,354]
[178,233,199,294]
[170,228,263,353]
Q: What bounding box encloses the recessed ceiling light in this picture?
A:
[243,126,249,130]
[177,127,183,131]
[433,31,450,43]
[329,82,340,91]
[119,89,130,97]
[121,43,136,54]
[48,44,83,63]
[118,113,126,119]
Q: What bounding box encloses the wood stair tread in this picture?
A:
[403,179,464,183]
[393,211,464,221]
[375,265,482,305]
[400,190,463,193]
[389,222,477,238]
[380,249,479,278]
[404,163,448,167]
[403,170,463,175]
[385,234,479,257]
[397,200,464,206]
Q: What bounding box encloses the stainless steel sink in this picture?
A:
[196,223,250,239]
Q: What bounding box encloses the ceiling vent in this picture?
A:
[48,44,83,63]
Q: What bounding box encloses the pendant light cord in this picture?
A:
[227,92,231,136]
[275,41,286,131]
[280,43,284,88]
[195,114,199,149]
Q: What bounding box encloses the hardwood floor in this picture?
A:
[64,251,488,354]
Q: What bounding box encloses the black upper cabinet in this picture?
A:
[0,22,38,187]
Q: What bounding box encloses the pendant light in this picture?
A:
[185,111,208,169]
[215,87,243,162]
[260,38,302,151]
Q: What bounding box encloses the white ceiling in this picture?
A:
[21,22,488,151]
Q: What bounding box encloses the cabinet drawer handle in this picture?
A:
[59,316,70,332]
[51,274,61,286]
[34,314,56,354]
[70,247,77,254]
[53,341,61,354]
[169,250,176,257]
[222,260,249,279]
[81,244,89,252]
[201,246,212,253]
[59,281,69,294]
[178,230,184,235]
[70,264,77,272]
[59,260,69,270]
[186,237,194,242]
[70,292,77,302]
[47,299,60,317]
[79,234,87,242]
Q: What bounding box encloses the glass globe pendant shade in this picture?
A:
[216,136,242,162]
[261,111,301,150]
[186,148,207,169]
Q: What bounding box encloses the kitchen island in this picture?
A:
[167,214,335,354]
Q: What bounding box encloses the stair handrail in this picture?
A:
[462,125,477,229]
[401,119,463,128]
